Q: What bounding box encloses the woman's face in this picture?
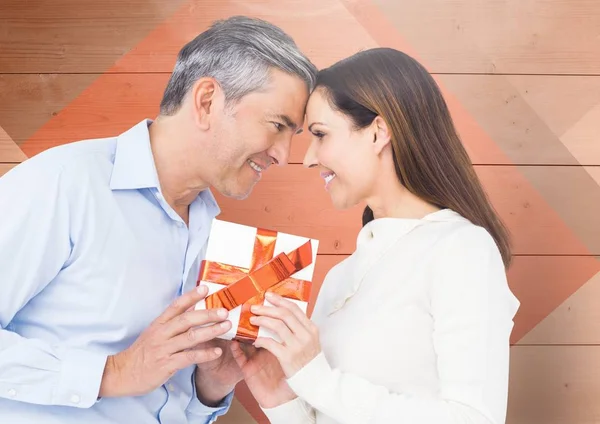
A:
[303,89,381,210]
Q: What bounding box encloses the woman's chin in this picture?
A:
[328,193,358,211]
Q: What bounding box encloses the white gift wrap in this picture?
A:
[195,219,319,342]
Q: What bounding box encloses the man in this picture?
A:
[0,16,317,423]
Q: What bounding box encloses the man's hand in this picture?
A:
[99,285,231,398]
[194,339,243,407]
[231,341,297,409]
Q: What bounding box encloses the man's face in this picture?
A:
[206,69,309,199]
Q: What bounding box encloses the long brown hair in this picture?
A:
[316,48,512,268]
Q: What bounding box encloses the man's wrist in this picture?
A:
[194,369,235,407]
[99,354,128,398]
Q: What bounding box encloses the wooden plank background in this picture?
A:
[1,1,599,423]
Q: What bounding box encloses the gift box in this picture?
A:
[195,219,319,343]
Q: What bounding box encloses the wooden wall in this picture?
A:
[1,1,599,422]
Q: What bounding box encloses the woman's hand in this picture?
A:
[249,291,321,378]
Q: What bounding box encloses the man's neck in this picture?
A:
[149,116,210,222]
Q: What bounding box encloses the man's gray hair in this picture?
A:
[159,16,318,115]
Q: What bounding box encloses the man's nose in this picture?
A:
[267,136,292,167]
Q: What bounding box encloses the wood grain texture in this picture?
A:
[439,74,600,165]
[0,163,17,177]
[0,126,26,162]
[6,74,169,157]
[2,0,599,74]
[110,0,382,73]
[588,167,600,186]
[372,0,600,75]
[517,166,600,257]
[0,74,100,143]
[0,0,186,73]
[2,74,599,165]
[507,346,600,424]
[518,266,600,346]
[510,256,600,344]
[217,398,259,424]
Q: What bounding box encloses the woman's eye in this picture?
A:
[273,122,283,131]
[312,131,325,140]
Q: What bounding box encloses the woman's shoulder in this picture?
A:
[420,209,498,251]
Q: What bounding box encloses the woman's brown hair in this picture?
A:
[316,48,512,268]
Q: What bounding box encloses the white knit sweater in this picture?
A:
[262,209,520,424]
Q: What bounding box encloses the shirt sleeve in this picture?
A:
[185,369,234,423]
[0,159,108,408]
[274,225,519,424]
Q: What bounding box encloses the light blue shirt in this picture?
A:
[0,119,233,423]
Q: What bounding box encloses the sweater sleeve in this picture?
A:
[261,397,316,424]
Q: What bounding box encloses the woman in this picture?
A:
[242,47,520,424]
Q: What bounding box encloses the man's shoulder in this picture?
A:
[4,135,119,183]
[35,135,117,169]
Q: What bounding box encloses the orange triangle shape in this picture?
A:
[0,124,26,162]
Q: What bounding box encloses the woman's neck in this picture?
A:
[366,172,441,220]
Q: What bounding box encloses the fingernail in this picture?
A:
[250,316,257,324]
[220,321,230,329]
[217,309,227,318]
[214,348,222,356]
[250,305,259,313]
[265,291,277,300]
[197,285,207,294]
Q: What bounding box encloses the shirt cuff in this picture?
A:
[286,351,332,405]
[261,397,316,424]
[186,375,234,422]
[55,347,108,408]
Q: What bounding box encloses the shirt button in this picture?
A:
[7,388,16,398]
[70,394,80,404]
[167,383,175,392]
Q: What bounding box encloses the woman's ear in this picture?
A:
[372,116,392,155]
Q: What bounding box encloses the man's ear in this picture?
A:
[191,77,219,130]
[371,116,392,155]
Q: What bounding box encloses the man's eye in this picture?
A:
[273,122,283,131]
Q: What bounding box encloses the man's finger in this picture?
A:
[230,341,248,369]
[169,320,232,353]
[172,346,223,369]
[155,285,209,325]
[163,308,229,338]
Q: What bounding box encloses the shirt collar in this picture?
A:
[109,118,221,219]
[110,119,160,191]
[357,208,467,246]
